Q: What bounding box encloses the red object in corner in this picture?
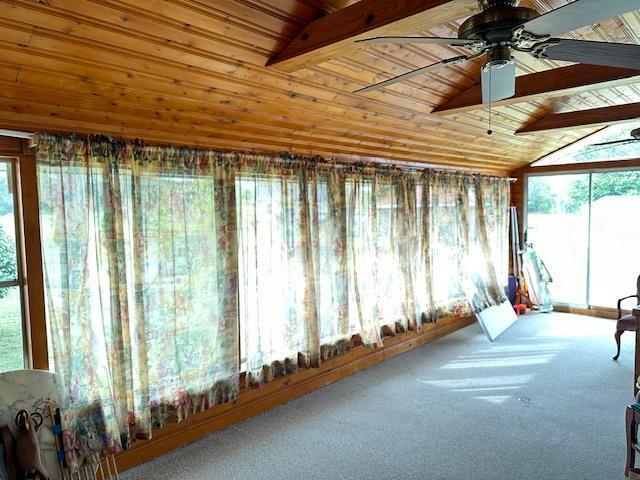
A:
[513,304,527,317]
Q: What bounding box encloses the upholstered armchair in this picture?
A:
[613,275,640,361]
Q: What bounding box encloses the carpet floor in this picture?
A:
[122,312,635,480]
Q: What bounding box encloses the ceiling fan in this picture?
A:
[583,127,640,152]
[354,0,640,104]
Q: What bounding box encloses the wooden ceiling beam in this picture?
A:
[516,102,640,135]
[267,0,479,72]
[432,65,640,115]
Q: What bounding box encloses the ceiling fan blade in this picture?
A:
[356,36,478,46]
[520,0,640,38]
[590,139,637,147]
[481,61,516,104]
[580,141,638,155]
[538,39,640,70]
[354,55,470,94]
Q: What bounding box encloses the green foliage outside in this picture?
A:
[529,170,640,214]
[0,173,13,217]
[527,180,554,213]
[0,223,17,300]
[566,170,640,213]
[0,288,23,372]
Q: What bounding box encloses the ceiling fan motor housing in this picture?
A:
[459,3,539,44]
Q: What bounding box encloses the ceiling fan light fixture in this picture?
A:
[484,46,514,69]
[481,49,516,104]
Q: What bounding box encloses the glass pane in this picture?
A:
[589,170,640,308]
[0,161,18,282]
[0,286,24,372]
[526,174,590,305]
[533,121,640,166]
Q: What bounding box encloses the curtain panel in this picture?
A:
[36,135,239,469]
[34,134,510,468]
[426,172,509,313]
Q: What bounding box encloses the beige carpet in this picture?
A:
[123,312,634,480]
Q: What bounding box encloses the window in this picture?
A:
[0,158,25,372]
[526,169,640,309]
[526,174,590,305]
[532,121,640,167]
[589,170,640,307]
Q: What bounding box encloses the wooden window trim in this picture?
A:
[522,158,640,175]
[0,137,47,370]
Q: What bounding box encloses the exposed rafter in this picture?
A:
[267,0,479,72]
[516,102,640,135]
[432,65,640,115]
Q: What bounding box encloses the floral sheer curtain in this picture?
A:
[426,172,510,313]
[35,134,510,467]
[236,164,510,386]
[235,157,322,387]
[346,172,423,340]
[36,135,239,468]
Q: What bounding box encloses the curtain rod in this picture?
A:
[294,155,518,182]
[346,157,518,182]
[31,132,517,182]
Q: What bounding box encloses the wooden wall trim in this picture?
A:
[114,315,475,472]
[0,139,47,370]
[16,148,48,369]
[553,305,618,320]
[520,158,640,175]
[0,135,23,154]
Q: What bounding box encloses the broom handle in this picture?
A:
[47,403,66,479]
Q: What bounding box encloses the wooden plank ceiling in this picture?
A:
[0,0,639,174]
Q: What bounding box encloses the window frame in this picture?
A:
[0,157,28,370]
[524,164,640,311]
[0,137,48,371]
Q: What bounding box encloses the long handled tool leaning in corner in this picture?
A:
[47,403,120,480]
[510,206,532,309]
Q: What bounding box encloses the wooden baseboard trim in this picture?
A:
[114,315,475,472]
[553,305,619,319]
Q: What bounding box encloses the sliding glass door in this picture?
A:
[526,169,640,309]
[526,174,590,306]
[588,171,640,307]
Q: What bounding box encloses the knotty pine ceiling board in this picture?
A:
[0,0,638,173]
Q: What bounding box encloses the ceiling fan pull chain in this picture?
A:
[487,67,493,135]
[488,102,492,135]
